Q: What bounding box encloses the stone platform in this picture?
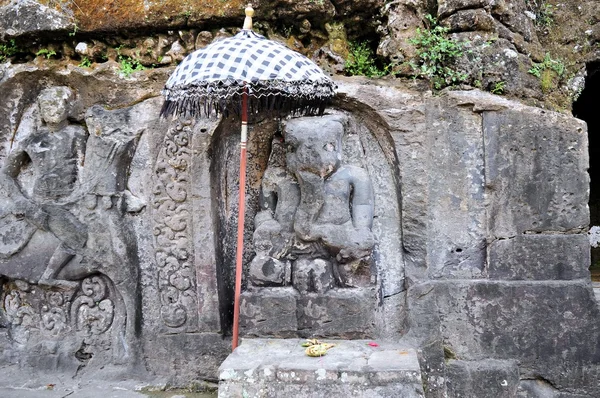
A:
[218,339,425,398]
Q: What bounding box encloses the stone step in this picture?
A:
[218,338,425,398]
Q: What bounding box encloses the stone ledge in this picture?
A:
[218,338,425,398]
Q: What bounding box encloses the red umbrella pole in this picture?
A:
[232,86,248,351]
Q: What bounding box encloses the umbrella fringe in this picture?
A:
[161,79,335,119]
[160,94,332,121]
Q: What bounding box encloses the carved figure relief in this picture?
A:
[0,86,145,367]
[0,87,87,287]
[249,114,376,292]
[239,113,383,338]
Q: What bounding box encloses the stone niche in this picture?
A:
[233,111,405,339]
[0,66,599,398]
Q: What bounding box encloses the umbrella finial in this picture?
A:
[243,3,254,30]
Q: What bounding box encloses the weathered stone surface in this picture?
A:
[402,281,446,398]
[253,114,376,277]
[0,65,226,385]
[446,359,520,398]
[143,332,229,385]
[189,117,224,332]
[219,339,425,398]
[0,0,75,39]
[438,0,488,19]
[517,379,560,398]
[242,108,404,338]
[0,92,165,374]
[249,254,289,286]
[489,0,537,43]
[456,36,542,100]
[335,79,421,284]
[296,288,376,338]
[378,0,429,62]
[240,287,376,339]
[488,234,590,280]
[426,96,486,279]
[0,223,60,281]
[444,9,496,32]
[240,288,299,338]
[292,258,335,294]
[0,72,597,398]
[484,108,589,237]
[435,280,600,395]
[517,378,593,398]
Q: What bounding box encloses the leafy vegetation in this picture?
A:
[69,24,79,37]
[78,56,92,68]
[0,40,19,62]
[528,53,565,78]
[36,48,57,59]
[490,81,506,95]
[118,55,145,77]
[409,14,468,90]
[528,53,565,92]
[116,46,145,77]
[344,41,389,78]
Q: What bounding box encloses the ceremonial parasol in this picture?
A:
[160,4,335,350]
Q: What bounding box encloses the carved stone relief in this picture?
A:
[151,118,198,332]
[238,112,402,339]
[0,86,145,369]
[1,275,118,366]
[249,113,376,291]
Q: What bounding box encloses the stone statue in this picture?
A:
[249,114,375,293]
[0,86,88,288]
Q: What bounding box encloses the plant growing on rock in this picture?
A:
[119,55,145,77]
[528,53,565,92]
[78,56,92,68]
[344,41,389,78]
[0,40,19,62]
[409,14,467,90]
[116,46,145,77]
[491,81,506,95]
[36,48,57,59]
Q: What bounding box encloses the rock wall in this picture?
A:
[1,0,599,110]
[0,1,599,397]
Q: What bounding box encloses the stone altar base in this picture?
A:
[239,288,376,338]
[218,339,425,398]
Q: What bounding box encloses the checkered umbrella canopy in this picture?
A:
[160,29,336,117]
